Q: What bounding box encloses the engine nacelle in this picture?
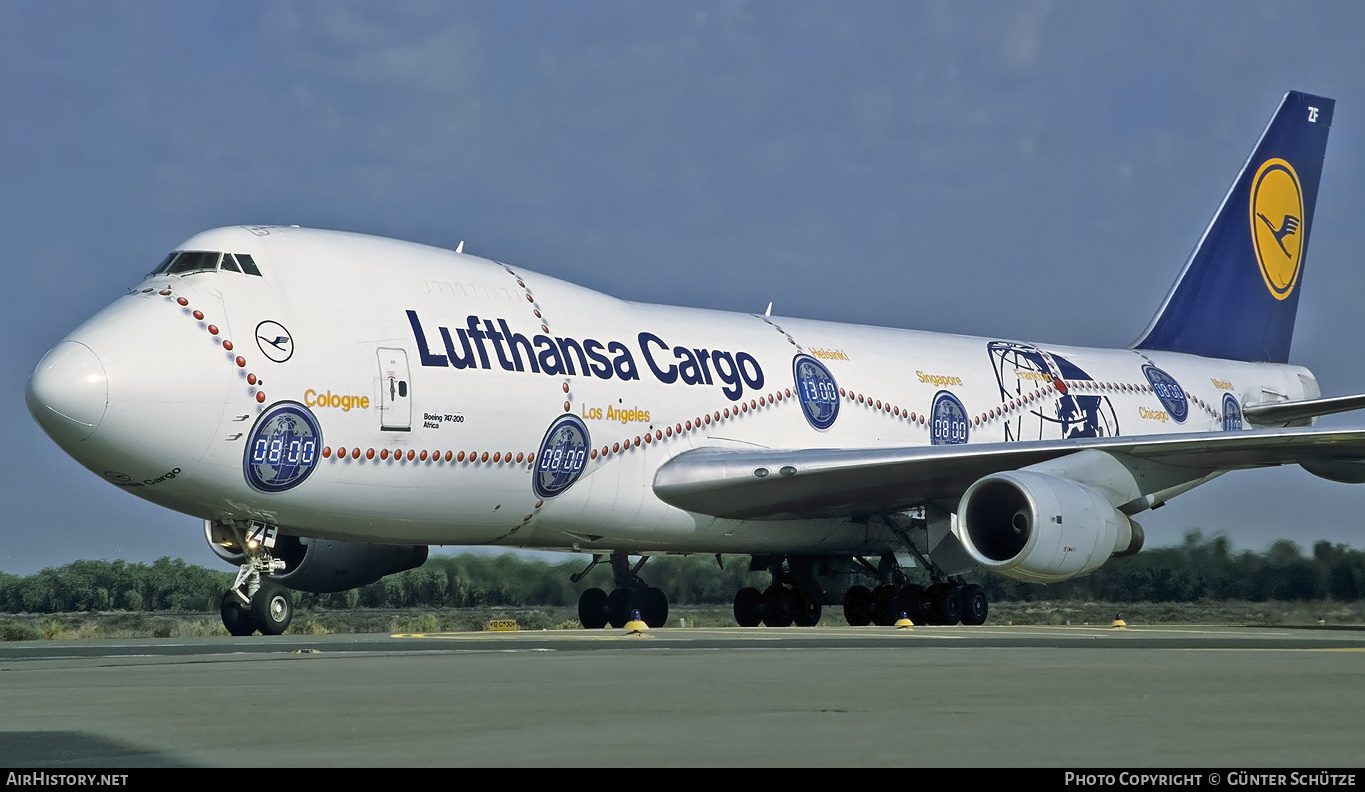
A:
[1300,457,1365,484]
[270,535,429,592]
[957,471,1142,584]
[204,521,428,592]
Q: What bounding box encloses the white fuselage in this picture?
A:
[32,226,1316,556]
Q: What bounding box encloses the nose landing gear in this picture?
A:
[217,521,295,636]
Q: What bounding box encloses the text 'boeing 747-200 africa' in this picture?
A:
[27,90,1365,635]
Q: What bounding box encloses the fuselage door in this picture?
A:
[378,347,412,431]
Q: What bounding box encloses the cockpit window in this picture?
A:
[236,253,263,277]
[164,251,221,275]
[146,250,263,279]
[149,252,176,277]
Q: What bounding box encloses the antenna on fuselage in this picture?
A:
[764,302,772,317]
[455,241,465,254]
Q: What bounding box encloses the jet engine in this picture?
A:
[204,521,428,592]
[1299,457,1365,484]
[957,471,1143,584]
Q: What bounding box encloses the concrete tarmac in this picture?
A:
[1,624,1361,767]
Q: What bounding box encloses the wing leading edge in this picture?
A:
[653,428,1365,520]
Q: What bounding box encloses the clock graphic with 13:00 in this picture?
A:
[243,402,323,493]
[793,354,840,430]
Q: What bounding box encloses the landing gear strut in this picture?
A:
[574,552,669,629]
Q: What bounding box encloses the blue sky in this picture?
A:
[5,1,1365,574]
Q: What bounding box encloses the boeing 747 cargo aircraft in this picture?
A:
[28,91,1365,635]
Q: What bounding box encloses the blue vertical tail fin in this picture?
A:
[1133,91,1333,363]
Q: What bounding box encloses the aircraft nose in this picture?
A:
[27,340,109,444]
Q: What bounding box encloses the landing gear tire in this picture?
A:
[792,587,822,627]
[960,584,989,626]
[871,584,897,626]
[928,583,963,626]
[578,587,610,629]
[913,585,935,624]
[761,585,794,628]
[922,583,943,624]
[220,590,256,636]
[893,585,923,625]
[734,587,762,627]
[251,581,293,635]
[843,585,873,626]
[640,587,669,628]
[606,588,632,628]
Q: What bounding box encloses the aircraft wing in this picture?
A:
[653,427,1365,520]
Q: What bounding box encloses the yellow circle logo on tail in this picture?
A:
[1249,158,1304,300]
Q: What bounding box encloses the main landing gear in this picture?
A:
[574,552,669,629]
[837,511,992,627]
[218,522,295,636]
[840,551,989,627]
[733,556,824,627]
[841,579,988,626]
[727,550,991,628]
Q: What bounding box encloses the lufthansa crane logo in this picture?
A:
[1249,158,1304,301]
[255,321,294,363]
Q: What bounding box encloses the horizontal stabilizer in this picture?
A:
[1243,392,1365,425]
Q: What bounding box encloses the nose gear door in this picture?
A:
[378,347,412,431]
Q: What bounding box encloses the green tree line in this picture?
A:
[0,557,233,613]
[976,532,1365,603]
[2,532,1364,614]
